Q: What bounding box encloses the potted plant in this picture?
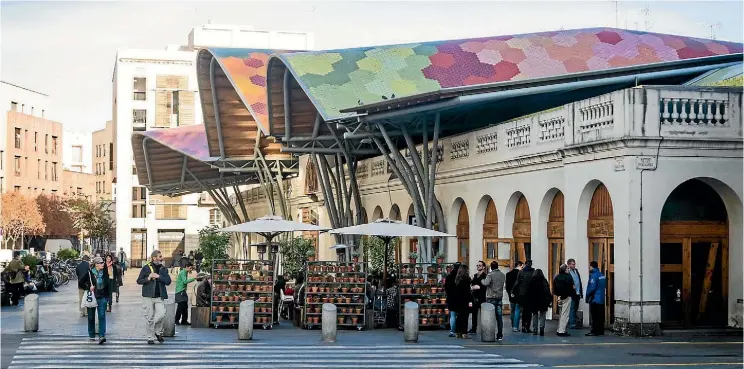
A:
[307,249,316,262]
[351,316,359,325]
[216,315,223,322]
[337,317,344,324]
[409,252,418,264]
[436,252,445,264]
[229,315,236,323]
[341,284,349,293]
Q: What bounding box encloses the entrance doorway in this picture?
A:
[457,203,470,264]
[660,179,729,328]
[512,195,531,265]
[587,183,614,328]
[547,191,565,319]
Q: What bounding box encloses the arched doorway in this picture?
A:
[457,203,470,264]
[587,183,614,328]
[372,206,383,221]
[548,191,565,318]
[512,195,532,264]
[660,179,729,328]
[482,199,503,266]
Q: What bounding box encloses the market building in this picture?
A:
[133,28,743,334]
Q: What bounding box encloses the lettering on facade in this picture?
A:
[512,222,531,238]
[635,156,657,170]
[614,157,625,171]
[547,221,564,238]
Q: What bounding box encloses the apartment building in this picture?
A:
[92,120,115,201]
[61,168,95,199]
[113,24,314,265]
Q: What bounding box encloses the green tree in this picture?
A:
[198,225,230,270]
[66,197,114,253]
[279,236,314,279]
[57,248,80,260]
[22,254,39,272]
[362,236,396,276]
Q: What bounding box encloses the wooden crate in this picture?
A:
[191,307,210,328]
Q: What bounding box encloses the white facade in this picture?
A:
[62,130,92,173]
[234,85,743,332]
[114,24,315,264]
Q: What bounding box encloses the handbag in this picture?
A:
[81,273,98,309]
[175,290,188,303]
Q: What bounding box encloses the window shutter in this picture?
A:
[155,91,169,127]
[179,91,195,126]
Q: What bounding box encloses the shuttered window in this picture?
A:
[154,75,192,127]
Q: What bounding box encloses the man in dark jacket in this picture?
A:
[194,251,204,273]
[567,258,583,329]
[585,261,607,336]
[511,259,536,333]
[136,250,172,344]
[195,273,212,307]
[482,261,506,340]
[76,255,91,317]
[553,264,576,336]
[444,262,461,337]
[505,261,523,332]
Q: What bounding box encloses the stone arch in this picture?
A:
[389,204,401,221]
[538,188,565,316]
[585,182,615,328]
[476,195,502,267]
[372,206,383,221]
[659,178,737,328]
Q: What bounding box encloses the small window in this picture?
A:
[51,162,58,181]
[10,101,17,111]
[133,77,147,101]
[33,132,37,152]
[14,156,21,176]
[14,128,21,149]
[45,134,49,153]
[51,136,58,155]
[209,209,222,225]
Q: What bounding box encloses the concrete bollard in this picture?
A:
[163,298,176,337]
[480,303,496,342]
[238,300,255,340]
[24,294,39,332]
[404,301,419,342]
[321,303,337,343]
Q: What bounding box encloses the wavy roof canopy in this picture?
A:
[197,48,293,160]
[132,125,258,195]
[268,27,743,129]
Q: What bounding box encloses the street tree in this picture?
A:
[1,192,45,249]
[66,196,115,253]
[36,194,77,238]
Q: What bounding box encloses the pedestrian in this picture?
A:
[172,249,183,274]
[118,248,127,275]
[505,261,523,332]
[481,261,506,340]
[6,253,25,307]
[175,261,196,325]
[527,268,551,336]
[112,256,124,303]
[187,250,195,263]
[194,250,203,273]
[511,259,535,333]
[385,277,399,328]
[76,255,91,316]
[273,273,288,324]
[195,273,212,307]
[566,258,583,329]
[137,250,172,344]
[453,264,472,339]
[469,260,487,334]
[104,254,120,312]
[585,261,607,336]
[553,264,575,336]
[444,262,461,337]
[79,256,109,344]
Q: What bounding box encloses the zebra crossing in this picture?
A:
[9,336,540,368]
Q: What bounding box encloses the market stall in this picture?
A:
[398,262,448,330]
[304,261,367,330]
[210,258,275,329]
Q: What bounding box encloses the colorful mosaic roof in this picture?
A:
[274,28,743,120]
[210,48,290,132]
[685,62,743,87]
[142,124,211,161]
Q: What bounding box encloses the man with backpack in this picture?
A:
[6,254,26,306]
[137,250,172,344]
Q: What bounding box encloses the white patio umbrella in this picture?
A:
[329,218,455,286]
[220,215,329,272]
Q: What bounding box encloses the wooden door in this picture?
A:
[588,238,614,327]
[512,195,531,265]
[457,203,470,264]
[549,239,565,319]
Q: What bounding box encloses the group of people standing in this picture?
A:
[445,257,607,339]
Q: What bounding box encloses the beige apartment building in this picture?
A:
[93,120,115,201]
[3,110,63,195]
[61,169,95,199]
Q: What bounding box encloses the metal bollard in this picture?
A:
[321,303,337,343]
[24,294,39,332]
[404,301,419,342]
[163,298,176,337]
[238,300,255,340]
[480,303,496,342]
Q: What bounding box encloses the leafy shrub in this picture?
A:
[198,225,230,269]
[279,237,315,279]
[57,248,79,260]
[362,236,396,275]
[21,254,39,272]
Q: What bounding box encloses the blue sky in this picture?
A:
[1,0,742,133]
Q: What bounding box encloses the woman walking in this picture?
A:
[104,254,120,311]
[79,256,109,344]
[453,264,473,339]
[444,263,460,337]
[527,268,552,336]
[112,256,124,303]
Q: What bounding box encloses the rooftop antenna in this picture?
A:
[708,22,722,39]
[614,0,619,28]
[641,5,652,31]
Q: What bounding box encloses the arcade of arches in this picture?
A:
[362,177,740,333]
